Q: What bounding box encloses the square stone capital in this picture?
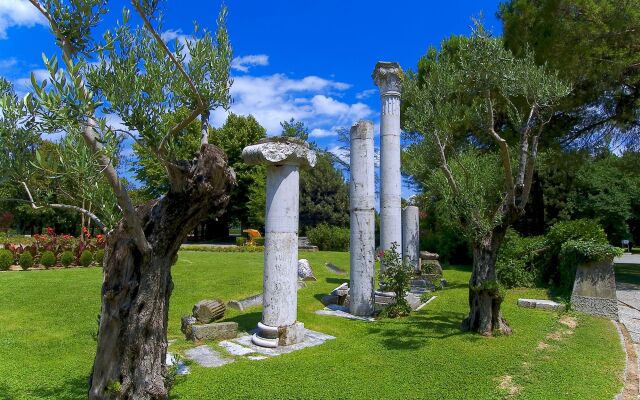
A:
[242,138,316,168]
[372,61,403,96]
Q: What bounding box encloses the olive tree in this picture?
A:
[20,0,235,398]
[402,27,570,336]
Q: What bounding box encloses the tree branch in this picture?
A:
[28,1,151,253]
[131,0,204,110]
[16,181,107,232]
[433,132,460,195]
[516,104,538,187]
[486,95,515,200]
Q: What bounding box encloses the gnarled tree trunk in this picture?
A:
[89,144,235,399]
[461,226,512,336]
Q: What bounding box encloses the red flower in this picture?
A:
[82,226,90,239]
[46,226,54,235]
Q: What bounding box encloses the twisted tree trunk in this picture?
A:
[461,226,512,336]
[89,144,235,399]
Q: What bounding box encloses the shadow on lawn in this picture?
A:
[367,311,478,350]
[226,311,262,332]
[27,375,88,400]
[324,277,349,285]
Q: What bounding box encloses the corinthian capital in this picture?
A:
[372,61,403,96]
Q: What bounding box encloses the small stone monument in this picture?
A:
[242,138,316,347]
[570,257,619,319]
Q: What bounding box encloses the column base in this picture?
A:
[252,321,305,348]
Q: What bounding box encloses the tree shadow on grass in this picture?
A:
[367,311,479,350]
[325,277,349,285]
[226,311,262,332]
[26,375,88,400]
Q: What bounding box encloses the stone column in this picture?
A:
[349,120,376,317]
[402,206,420,273]
[373,61,403,270]
[242,138,316,348]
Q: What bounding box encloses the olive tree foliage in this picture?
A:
[19,0,235,398]
[0,77,116,231]
[500,0,640,149]
[402,26,570,335]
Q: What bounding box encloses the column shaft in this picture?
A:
[402,206,420,273]
[380,93,402,265]
[349,121,375,316]
[263,164,299,327]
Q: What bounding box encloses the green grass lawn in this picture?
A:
[0,251,624,399]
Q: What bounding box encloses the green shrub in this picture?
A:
[0,249,13,270]
[253,237,265,246]
[19,252,33,270]
[543,219,609,285]
[180,245,264,253]
[40,251,56,268]
[95,249,105,265]
[421,225,471,265]
[60,250,74,267]
[378,243,412,318]
[79,250,93,267]
[235,237,247,246]
[496,229,546,288]
[307,224,349,251]
[557,239,623,295]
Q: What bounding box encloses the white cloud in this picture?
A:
[310,128,336,138]
[356,89,377,99]
[0,0,47,39]
[211,73,372,136]
[0,57,16,70]
[231,54,269,73]
[14,68,49,92]
[328,145,350,165]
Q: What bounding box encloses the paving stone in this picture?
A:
[184,345,234,368]
[231,329,335,356]
[219,340,254,356]
[315,306,376,322]
[247,356,268,361]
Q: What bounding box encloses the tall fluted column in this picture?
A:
[402,205,420,273]
[242,138,316,348]
[373,61,403,271]
[349,120,376,316]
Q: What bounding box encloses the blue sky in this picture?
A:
[0,0,503,197]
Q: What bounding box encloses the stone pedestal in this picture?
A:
[242,138,316,347]
[402,206,420,273]
[570,257,619,320]
[349,120,376,317]
[373,61,403,271]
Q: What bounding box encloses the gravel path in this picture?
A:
[616,258,640,343]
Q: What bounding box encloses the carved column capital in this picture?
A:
[372,61,403,96]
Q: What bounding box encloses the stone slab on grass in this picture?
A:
[315,305,376,322]
[184,345,234,368]
[190,321,238,342]
[231,329,335,357]
[518,298,566,311]
[219,340,254,356]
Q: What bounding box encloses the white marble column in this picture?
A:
[402,205,420,273]
[349,120,376,316]
[242,138,316,348]
[373,61,403,271]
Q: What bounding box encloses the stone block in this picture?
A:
[192,299,225,323]
[570,257,618,320]
[517,298,565,312]
[181,315,196,334]
[189,321,238,342]
[278,322,306,346]
[419,251,440,261]
[298,259,317,281]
